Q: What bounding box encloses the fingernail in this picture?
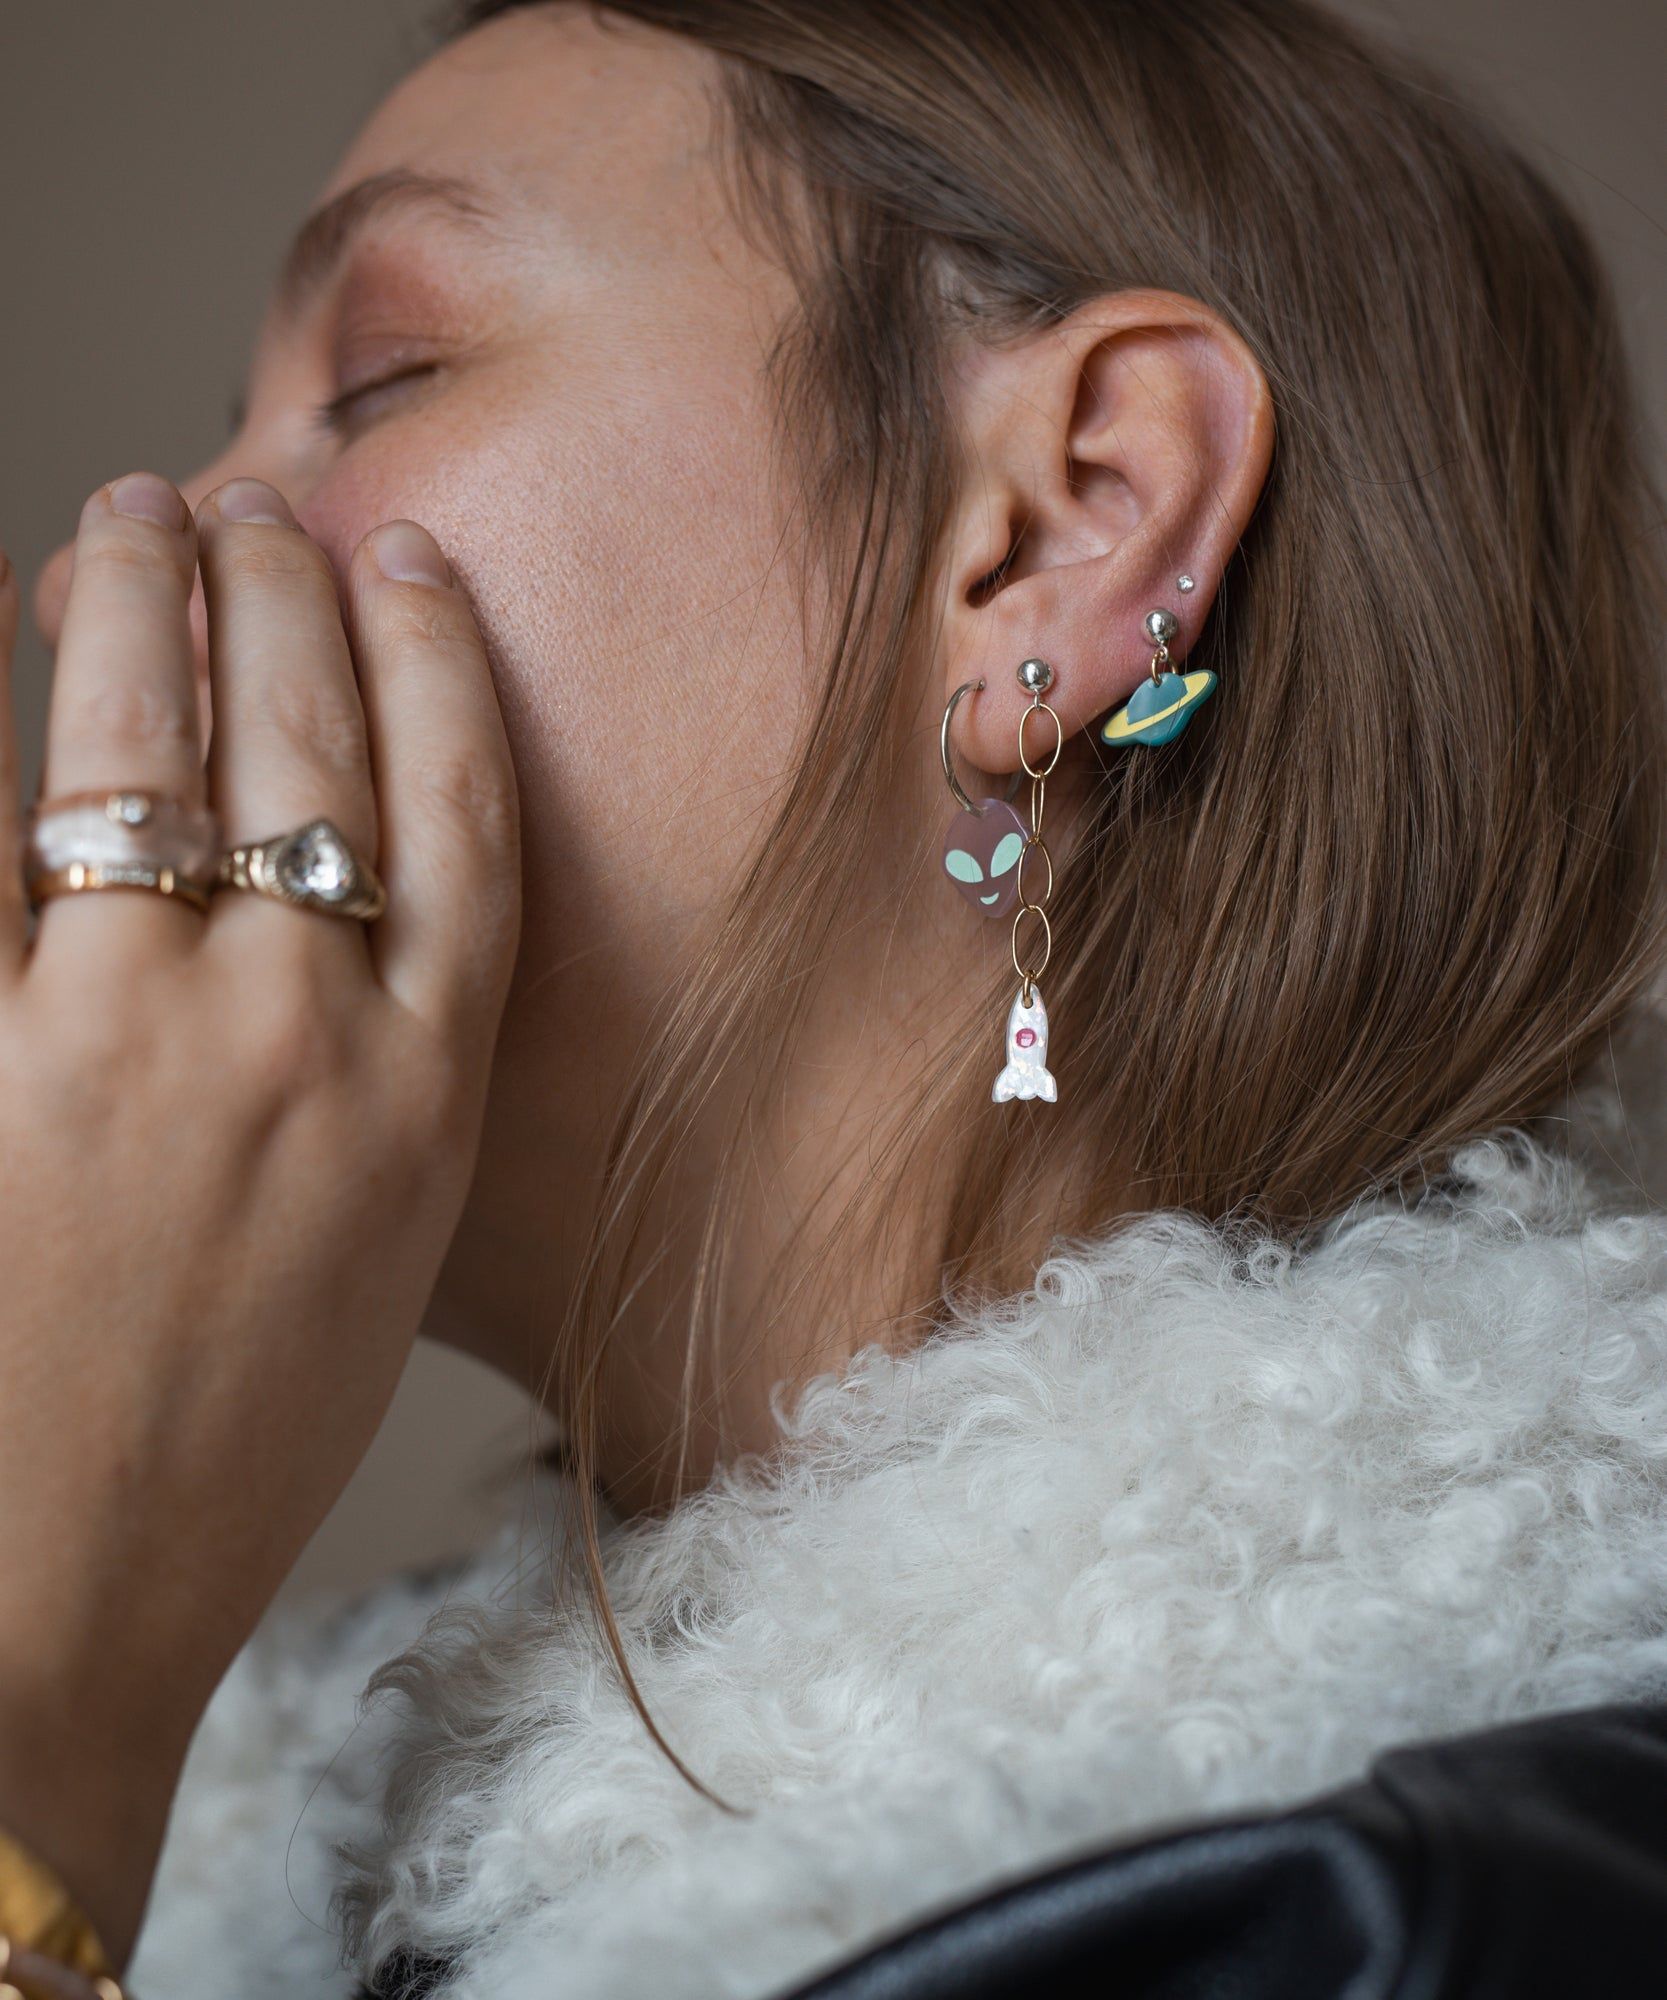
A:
[211,478,296,527]
[371,520,451,588]
[107,473,188,530]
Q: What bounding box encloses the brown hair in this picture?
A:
[462,0,1667,1774]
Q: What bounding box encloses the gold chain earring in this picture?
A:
[995,658,1062,1102]
[938,660,1063,1105]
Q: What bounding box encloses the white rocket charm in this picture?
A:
[992,984,1057,1103]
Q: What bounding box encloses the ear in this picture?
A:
[939,290,1273,772]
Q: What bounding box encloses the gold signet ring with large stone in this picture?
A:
[217,818,387,922]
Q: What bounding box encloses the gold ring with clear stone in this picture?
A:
[216,817,387,923]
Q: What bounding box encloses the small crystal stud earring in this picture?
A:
[1176,573,1196,594]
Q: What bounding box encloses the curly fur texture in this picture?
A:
[133,1122,1667,2000]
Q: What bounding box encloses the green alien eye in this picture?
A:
[945,848,984,883]
[990,832,1025,877]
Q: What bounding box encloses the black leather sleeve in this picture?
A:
[782,1701,1667,2000]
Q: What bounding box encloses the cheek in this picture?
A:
[302,368,805,990]
[297,452,417,580]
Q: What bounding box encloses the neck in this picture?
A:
[430,882,977,1510]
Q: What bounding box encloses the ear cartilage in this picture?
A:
[1100,605,1217,748]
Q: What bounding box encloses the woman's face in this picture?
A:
[40,8,815,1355]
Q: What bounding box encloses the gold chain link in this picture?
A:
[1011,698,1062,1000]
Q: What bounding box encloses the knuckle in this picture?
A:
[237,957,355,1104]
[397,1040,478,1154]
[61,675,196,754]
[85,528,188,592]
[29,996,174,1129]
[53,1005,133,1084]
[407,747,519,846]
[258,675,368,779]
[221,530,332,594]
[382,594,475,658]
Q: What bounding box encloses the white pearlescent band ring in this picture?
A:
[23,789,223,913]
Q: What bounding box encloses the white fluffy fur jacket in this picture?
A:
[129,1108,1667,2000]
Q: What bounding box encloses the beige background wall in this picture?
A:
[2,0,1664,1599]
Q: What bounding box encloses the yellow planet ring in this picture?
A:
[1101,670,1217,742]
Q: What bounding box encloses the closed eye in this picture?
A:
[315,362,441,442]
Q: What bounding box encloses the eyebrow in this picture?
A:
[275,169,493,317]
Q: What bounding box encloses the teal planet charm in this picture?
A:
[1101,669,1218,748]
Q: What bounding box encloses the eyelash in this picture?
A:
[314,362,440,440]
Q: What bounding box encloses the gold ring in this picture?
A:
[217,817,386,923]
[29,862,210,912]
[23,790,221,915]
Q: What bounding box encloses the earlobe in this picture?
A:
[940,288,1273,772]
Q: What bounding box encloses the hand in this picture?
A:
[0,473,520,1962]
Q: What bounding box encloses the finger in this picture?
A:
[197,479,376,966]
[346,522,520,1041]
[37,474,205,953]
[0,548,24,967]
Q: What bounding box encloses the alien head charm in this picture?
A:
[942,797,1028,918]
